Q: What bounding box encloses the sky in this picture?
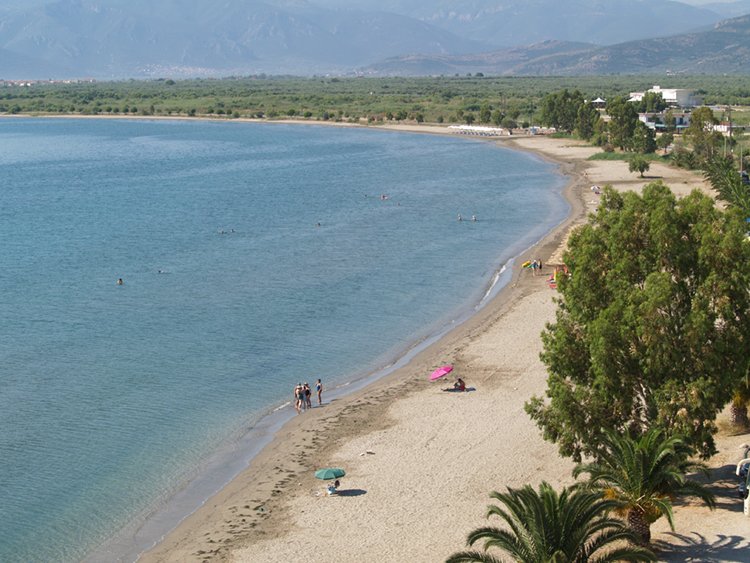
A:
[0,0,742,11]
[0,0,741,4]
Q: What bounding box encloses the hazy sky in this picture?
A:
[0,0,741,9]
[0,0,741,4]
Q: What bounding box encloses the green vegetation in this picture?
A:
[606,96,640,150]
[526,183,750,461]
[446,482,655,563]
[587,153,663,162]
[540,89,587,134]
[685,106,723,163]
[573,429,715,546]
[628,154,650,177]
[5,75,750,124]
[702,155,750,217]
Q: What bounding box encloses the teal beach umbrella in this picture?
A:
[315,468,346,480]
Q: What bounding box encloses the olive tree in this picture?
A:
[628,154,650,177]
[526,182,750,461]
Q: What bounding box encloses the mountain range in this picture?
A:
[367,14,750,75]
[1,0,750,78]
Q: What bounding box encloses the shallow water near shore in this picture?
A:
[0,118,566,562]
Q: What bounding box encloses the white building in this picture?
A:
[628,85,702,108]
[447,125,507,136]
[638,111,691,130]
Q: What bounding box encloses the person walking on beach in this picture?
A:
[316,378,323,406]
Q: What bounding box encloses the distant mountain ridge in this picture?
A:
[0,0,486,78]
[365,13,750,75]
[702,0,750,18]
[0,0,747,78]
[312,0,725,46]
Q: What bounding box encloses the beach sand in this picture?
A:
[140,133,750,563]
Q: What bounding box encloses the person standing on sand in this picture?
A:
[316,378,323,406]
[304,382,312,410]
[299,384,308,412]
[294,383,306,414]
[293,384,301,414]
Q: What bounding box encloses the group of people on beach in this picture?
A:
[530,259,543,276]
[294,379,323,414]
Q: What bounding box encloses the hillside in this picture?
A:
[365,13,750,75]
[313,0,723,46]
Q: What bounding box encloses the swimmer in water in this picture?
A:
[471,215,477,222]
[116,278,124,285]
[457,213,462,222]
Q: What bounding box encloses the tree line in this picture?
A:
[5,75,750,126]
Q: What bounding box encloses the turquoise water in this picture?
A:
[0,118,567,562]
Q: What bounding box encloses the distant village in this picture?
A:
[0,78,96,87]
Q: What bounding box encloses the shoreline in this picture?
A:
[135,132,587,563]
[21,115,733,561]
[140,132,748,563]
[50,116,568,562]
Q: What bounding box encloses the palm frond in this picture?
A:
[445,549,504,563]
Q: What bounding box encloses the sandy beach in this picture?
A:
[140,131,750,563]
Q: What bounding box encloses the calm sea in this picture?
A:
[0,118,567,562]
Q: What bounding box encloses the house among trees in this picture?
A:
[638,110,691,131]
[709,121,748,136]
[628,85,701,108]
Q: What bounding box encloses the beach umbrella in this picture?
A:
[429,365,454,381]
[315,468,346,480]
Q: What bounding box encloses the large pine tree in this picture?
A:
[526,182,750,461]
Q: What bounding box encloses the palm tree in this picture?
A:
[573,428,715,546]
[702,154,750,216]
[446,482,654,563]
